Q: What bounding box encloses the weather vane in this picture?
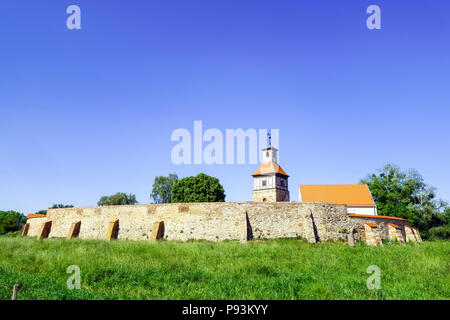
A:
[267,131,272,147]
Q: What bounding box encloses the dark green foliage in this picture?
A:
[51,204,74,209]
[97,193,138,206]
[427,224,450,240]
[0,211,26,235]
[0,237,448,299]
[362,164,449,239]
[150,174,178,203]
[172,173,225,203]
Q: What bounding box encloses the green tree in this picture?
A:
[361,164,449,238]
[172,173,225,203]
[0,211,26,235]
[97,193,138,206]
[51,204,74,209]
[150,174,178,203]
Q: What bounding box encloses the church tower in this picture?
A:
[252,134,290,202]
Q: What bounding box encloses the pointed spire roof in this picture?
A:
[252,161,289,177]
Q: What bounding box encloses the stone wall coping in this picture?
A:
[44,201,345,213]
[26,214,47,219]
[348,214,407,221]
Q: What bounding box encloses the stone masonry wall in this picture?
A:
[27,217,47,237]
[252,189,290,202]
[25,202,348,242]
[348,215,411,243]
[25,202,416,245]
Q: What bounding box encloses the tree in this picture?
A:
[361,164,449,239]
[0,211,26,235]
[97,193,138,206]
[172,173,225,203]
[150,174,178,203]
[51,204,74,209]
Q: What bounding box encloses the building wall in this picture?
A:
[253,175,288,191]
[252,189,289,202]
[347,206,377,215]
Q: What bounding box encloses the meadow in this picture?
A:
[0,234,448,300]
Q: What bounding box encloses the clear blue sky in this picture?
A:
[1,0,449,214]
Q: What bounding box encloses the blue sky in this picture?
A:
[1,0,449,214]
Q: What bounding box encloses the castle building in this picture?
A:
[252,140,290,202]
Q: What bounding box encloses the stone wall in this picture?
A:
[25,202,347,242]
[364,223,383,246]
[348,214,416,243]
[26,216,47,237]
[24,202,418,245]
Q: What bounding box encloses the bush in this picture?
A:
[0,211,26,235]
[427,224,450,240]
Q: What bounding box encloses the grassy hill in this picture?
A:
[0,235,448,300]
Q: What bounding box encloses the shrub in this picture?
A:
[0,211,26,235]
[427,224,450,240]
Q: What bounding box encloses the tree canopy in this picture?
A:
[97,193,138,206]
[0,211,26,235]
[361,164,449,239]
[150,174,178,203]
[172,173,225,203]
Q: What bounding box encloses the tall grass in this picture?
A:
[0,235,448,300]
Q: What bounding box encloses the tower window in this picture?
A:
[262,180,267,187]
[266,151,269,157]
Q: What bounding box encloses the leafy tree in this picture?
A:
[0,211,26,235]
[172,173,225,203]
[361,164,449,239]
[51,204,74,209]
[97,192,138,206]
[150,174,178,203]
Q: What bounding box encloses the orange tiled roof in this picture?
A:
[300,184,375,207]
[348,214,407,221]
[389,223,400,229]
[252,161,289,177]
[26,214,46,219]
[365,222,377,228]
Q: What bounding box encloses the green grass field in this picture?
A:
[0,234,449,300]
